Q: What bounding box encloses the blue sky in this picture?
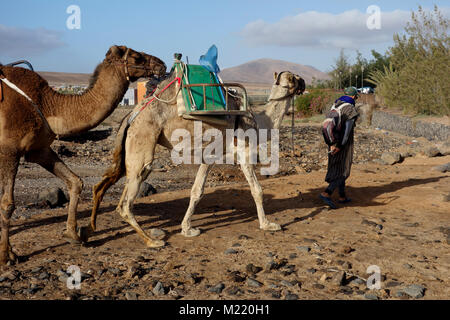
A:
[1,0,449,73]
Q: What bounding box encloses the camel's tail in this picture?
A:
[91,113,131,231]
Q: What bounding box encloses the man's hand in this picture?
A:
[330,145,340,155]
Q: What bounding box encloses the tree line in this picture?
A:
[309,5,449,116]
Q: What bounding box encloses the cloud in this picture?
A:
[240,8,449,49]
[0,24,65,57]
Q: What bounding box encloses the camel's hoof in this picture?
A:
[145,239,165,248]
[181,228,201,238]
[78,226,93,243]
[8,248,18,262]
[63,229,82,244]
[0,249,18,266]
[0,254,8,266]
[261,222,281,232]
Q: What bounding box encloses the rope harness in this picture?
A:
[268,71,304,102]
[117,48,164,81]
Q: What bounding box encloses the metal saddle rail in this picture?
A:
[0,60,34,71]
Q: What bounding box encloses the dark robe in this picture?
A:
[325,99,359,183]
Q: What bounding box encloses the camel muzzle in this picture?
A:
[294,75,306,95]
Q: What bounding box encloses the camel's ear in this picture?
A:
[273,72,278,81]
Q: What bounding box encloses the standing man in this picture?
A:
[319,87,359,209]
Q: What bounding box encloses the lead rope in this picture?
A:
[150,62,187,104]
[152,82,182,104]
[128,76,182,125]
[291,96,295,157]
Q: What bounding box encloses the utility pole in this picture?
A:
[361,65,364,89]
[349,67,352,88]
[335,71,338,90]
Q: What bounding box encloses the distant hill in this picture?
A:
[37,71,91,86]
[37,58,330,88]
[220,58,331,85]
[37,71,139,88]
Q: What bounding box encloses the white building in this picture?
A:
[120,88,137,106]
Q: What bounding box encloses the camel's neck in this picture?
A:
[254,97,292,131]
[42,63,129,136]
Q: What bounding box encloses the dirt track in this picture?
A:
[1,111,449,300]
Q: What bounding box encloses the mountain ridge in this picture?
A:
[220,58,331,85]
[35,58,330,87]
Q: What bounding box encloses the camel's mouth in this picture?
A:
[134,52,167,80]
[152,61,167,78]
[148,57,167,79]
[294,75,306,95]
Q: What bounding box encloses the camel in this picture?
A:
[0,45,166,264]
[88,69,305,248]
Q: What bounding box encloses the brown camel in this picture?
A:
[89,68,305,248]
[0,45,166,264]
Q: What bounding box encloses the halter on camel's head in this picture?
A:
[268,71,305,101]
[105,45,167,82]
[268,71,306,156]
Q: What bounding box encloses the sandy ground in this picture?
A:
[1,104,449,300]
[1,144,449,300]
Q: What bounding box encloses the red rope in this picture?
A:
[144,86,157,99]
[138,77,181,112]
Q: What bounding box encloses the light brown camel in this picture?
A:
[0,45,166,264]
[89,70,305,248]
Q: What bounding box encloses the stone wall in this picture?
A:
[370,110,450,141]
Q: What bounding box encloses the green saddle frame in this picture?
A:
[175,63,226,112]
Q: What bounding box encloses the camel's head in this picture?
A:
[268,71,305,101]
[106,45,167,81]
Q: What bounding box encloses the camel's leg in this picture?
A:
[0,151,19,265]
[240,163,281,231]
[25,148,83,243]
[116,162,164,248]
[90,171,124,232]
[180,164,211,237]
[115,132,164,248]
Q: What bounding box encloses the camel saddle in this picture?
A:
[171,60,250,128]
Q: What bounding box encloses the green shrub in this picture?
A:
[368,6,450,116]
[295,89,341,116]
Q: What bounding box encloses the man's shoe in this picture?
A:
[319,194,337,209]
